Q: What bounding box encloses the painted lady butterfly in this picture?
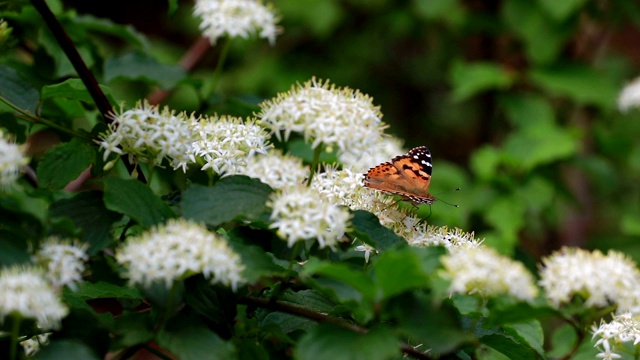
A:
[363,146,436,205]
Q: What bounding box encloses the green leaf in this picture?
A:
[392,293,473,355]
[103,177,175,227]
[276,0,344,38]
[72,281,143,300]
[37,138,95,190]
[537,0,588,21]
[502,0,572,64]
[0,65,39,114]
[372,248,431,300]
[529,64,618,109]
[184,278,237,338]
[349,210,404,251]
[622,213,640,236]
[35,340,100,360]
[181,176,272,227]
[113,312,154,347]
[503,321,545,358]
[413,0,467,27]
[483,197,526,251]
[227,241,288,284]
[479,327,540,360]
[499,93,555,128]
[75,15,148,49]
[41,78,116,105]
[450,61,514,102]
[257,290,336,334]
[50,191,121,254]
[156,316,234,360]
[469,145,502,180]
[296,324,398,360]
[503,124,578,171]
[303,257,377,303]
[104,52,186,89]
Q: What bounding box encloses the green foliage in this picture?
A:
[1,0,640,359]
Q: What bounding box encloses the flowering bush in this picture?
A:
[1,1,640,359]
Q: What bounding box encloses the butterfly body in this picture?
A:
[363,146,436,205]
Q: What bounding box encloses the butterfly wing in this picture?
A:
[363,146,436,204]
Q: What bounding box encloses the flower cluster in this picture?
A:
[99,102,196,171]
[194,0,280,45]
[258,78,387,166]
[190,115,271,174]
[0,266,68,329]
[440,246,539,301]
[618,76,640,112]
[592,312,640,360]
[33,237,88,290]
[269,184,351,249]
[407,225,482,250]
[539,247,640,311]
[21,333,51,357]
[230,149,308,191]
[116,218,246,290]
[0,130,28,187]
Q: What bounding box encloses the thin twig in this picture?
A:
[29,0,112,118]
[29,0,144,182]
[241,296,433,360]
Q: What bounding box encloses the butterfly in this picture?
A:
[363,146,436,205]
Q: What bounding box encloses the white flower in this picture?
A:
[310,166,410,235]
[258,78,387,162]
[339,135,405,172]
[0,130,29,187]
[618,76,640,112]
[538,247,640,311]
[194,0,280,45]
[592,312,640,360]
[99,102,196,172]
[33,237,88,290]
[229,149,308,191]
[116,218,246,290]
[440,246,539,301]
[0,266,68,329]
[21,332,51,357]
[354,242,378,263]
[407,225,482,250]
[189,115,271,174]
[269,184,351,249]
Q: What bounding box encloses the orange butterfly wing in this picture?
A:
[363,146,436,204]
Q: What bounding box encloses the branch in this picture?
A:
[241,296,432,360]
[29,0,145,183]
[29,0,112,119]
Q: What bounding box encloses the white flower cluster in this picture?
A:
[539,247,640,311]
[0,266,68,329]
[269,184,351,249]
[194,0,279,45]
[21,332,51,357]
[440,246,539,301]
[407,225,482,250]
[99,102,196,171]
[116,218,246,290]
[618,76,640,112]
[592,312,640,360]
[230,149,308,191]
[190,115,271,174]
[0,130,28,187]
[33,237,88,290]
[339,135,406,172]
[258,78,387,165]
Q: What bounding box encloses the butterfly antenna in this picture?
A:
[434,188,461,208]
